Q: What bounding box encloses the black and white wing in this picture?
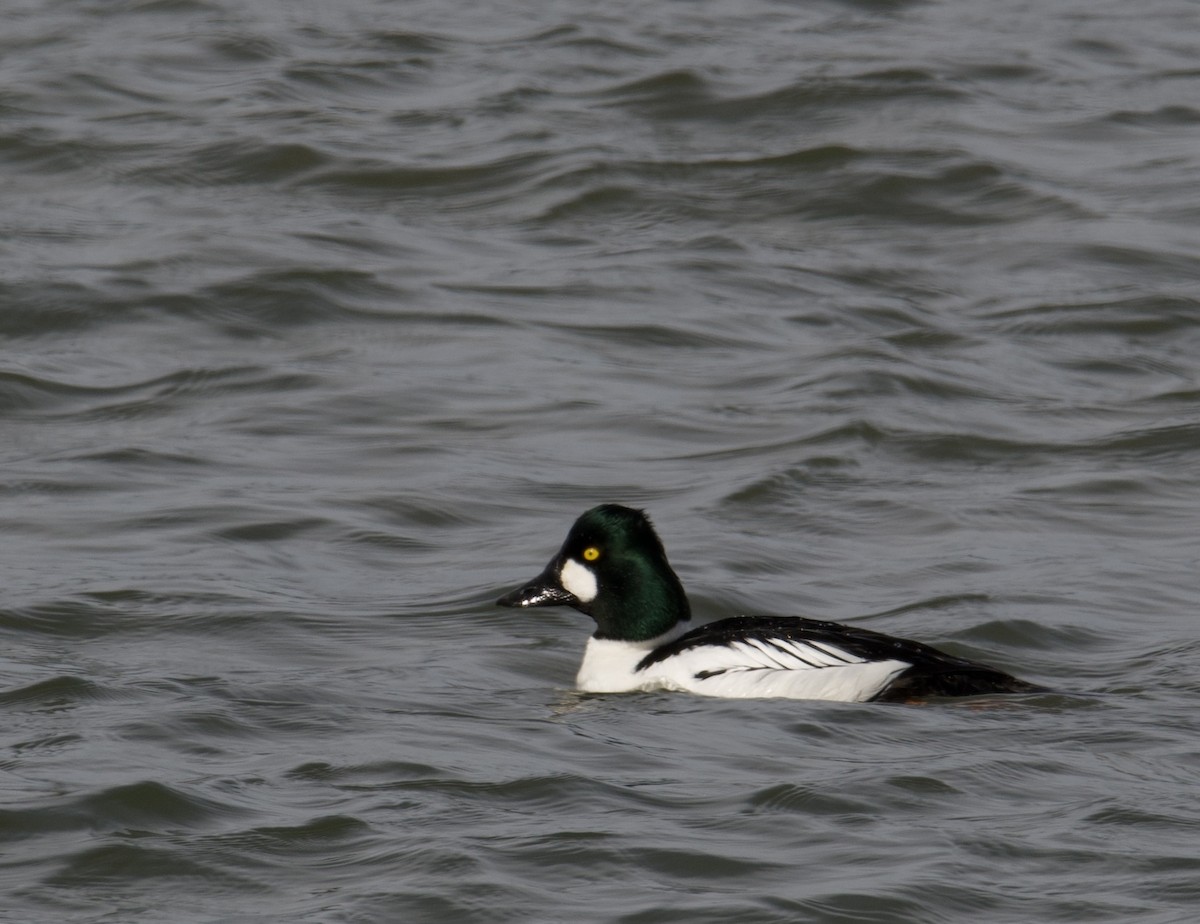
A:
[636,616,1041,702]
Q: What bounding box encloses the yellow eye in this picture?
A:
[582,546,601,562]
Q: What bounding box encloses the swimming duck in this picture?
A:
[497,504,1043,702]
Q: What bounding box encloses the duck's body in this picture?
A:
[575,616,1038,702]
[497,505,1043,703]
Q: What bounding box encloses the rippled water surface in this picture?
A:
[3,0,1200,921]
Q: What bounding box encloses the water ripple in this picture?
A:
[4,0,1200,921]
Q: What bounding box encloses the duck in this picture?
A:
[497,504,1044,703]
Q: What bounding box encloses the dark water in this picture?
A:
[3,0,1200,920]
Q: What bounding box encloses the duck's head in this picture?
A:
[496,504,691,641]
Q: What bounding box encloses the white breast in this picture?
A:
[575,628,690,693]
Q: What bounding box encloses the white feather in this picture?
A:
[575,631,910,702]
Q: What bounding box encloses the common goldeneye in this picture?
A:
[497,504,1044,703]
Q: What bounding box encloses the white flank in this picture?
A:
[559,558,598,603]
[576,631,912,702]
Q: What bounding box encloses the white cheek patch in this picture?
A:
[559,558,598,603]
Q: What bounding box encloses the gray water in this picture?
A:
[3,0,1200,921]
